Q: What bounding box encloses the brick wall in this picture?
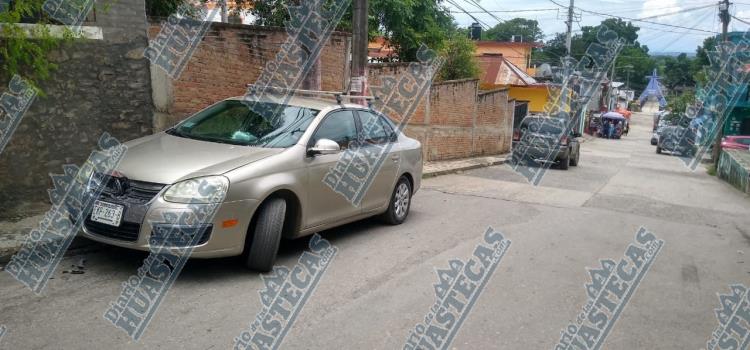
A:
[368,64,512,161]
[149,21,350,129]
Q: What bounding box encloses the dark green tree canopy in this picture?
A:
[483,18,543,43]
[663,53,695,90]
[533,18,654,92]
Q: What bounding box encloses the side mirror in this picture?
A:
[308,138,340,156]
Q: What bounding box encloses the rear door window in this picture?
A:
[358,111,391,145]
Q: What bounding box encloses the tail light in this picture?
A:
[513,129,521,141]
[560,135,569,145]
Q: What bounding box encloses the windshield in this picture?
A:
[167,100,320,148]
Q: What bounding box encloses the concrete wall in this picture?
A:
[368,63,513,161]
[0,0,154,216]
[148,21,351,130]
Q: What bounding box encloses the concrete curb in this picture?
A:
[423,158,507,179]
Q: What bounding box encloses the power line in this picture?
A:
[732,14,750,25]
[461,0,505,24]
[448,8,558,14]
[649,8,715,53]
[572,7,720,34]
[444,0,491,29]
[637,4,716,20]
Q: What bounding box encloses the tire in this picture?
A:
[650,139,657,146]
[244,198,286,272]
[558,150,570,170]
[570,147,580,166]
[656,146,662,154]
[382,177,412,225]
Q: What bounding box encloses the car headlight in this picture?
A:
[163,176,229,204]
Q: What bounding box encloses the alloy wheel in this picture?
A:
[394,182,410,219]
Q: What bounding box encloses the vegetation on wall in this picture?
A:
[0,0,79,90]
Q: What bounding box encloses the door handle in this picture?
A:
[391,154,400,161]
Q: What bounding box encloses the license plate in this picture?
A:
[91,200,124,227]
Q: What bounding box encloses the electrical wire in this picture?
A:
[448,8,559,14]
[731,14,750,25]
[547,0,720,34]
[637,4,717,21]
[461,0,506,23]
[445,0,492,29]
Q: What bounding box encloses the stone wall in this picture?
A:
[368,63,513,161]
[0,0,154,217]
[148,21,351,130]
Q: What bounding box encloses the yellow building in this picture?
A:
[477,54,553,114]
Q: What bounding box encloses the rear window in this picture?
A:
[520,118,565,134]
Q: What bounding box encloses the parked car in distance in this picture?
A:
[80,95,423,271]
[657,126,696,156]
[512,115,581,170]
[721,135,750,150]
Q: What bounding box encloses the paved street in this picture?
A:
[1,110,749,349]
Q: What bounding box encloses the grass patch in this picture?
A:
[706,164,717,176]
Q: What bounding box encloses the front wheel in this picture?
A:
[656,146,662,154]
[382,177,412,225]
[244,198,286,272]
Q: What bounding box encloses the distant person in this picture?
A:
[608,121,615,139]
[615,121,622,138]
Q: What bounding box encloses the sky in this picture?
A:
[445,0,750,54]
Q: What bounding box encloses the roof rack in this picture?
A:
[245,84,379,106]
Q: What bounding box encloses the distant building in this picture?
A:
[473,41,541,74]
[476,54,553,114]
[368,36,397,62]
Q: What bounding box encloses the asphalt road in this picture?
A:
[1,111,749,349]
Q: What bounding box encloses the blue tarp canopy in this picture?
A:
[638,69,667,107]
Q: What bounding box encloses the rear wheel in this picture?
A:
[244,198,286,272]
[569,147,580,167]
[558,150,570,170]
[382,177,412,225]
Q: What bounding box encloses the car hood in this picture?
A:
[115,133,284,184]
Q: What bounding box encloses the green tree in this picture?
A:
[248,0,455,61]
[662,53,694,90]
[665,90,695,124]
[533,18,655,93]
[0,0,76,89]
[437,32,480,81]
[145,0,186,17]
[483,18,543,42]
[692,36,717,86]
[249,0,294,26]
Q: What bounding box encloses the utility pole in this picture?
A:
[713,0,731,166]
[220,0,228,23]
[623,64,634,90]
[351,0,369,101]
[565,0,574,56]
[610,54,617,109]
